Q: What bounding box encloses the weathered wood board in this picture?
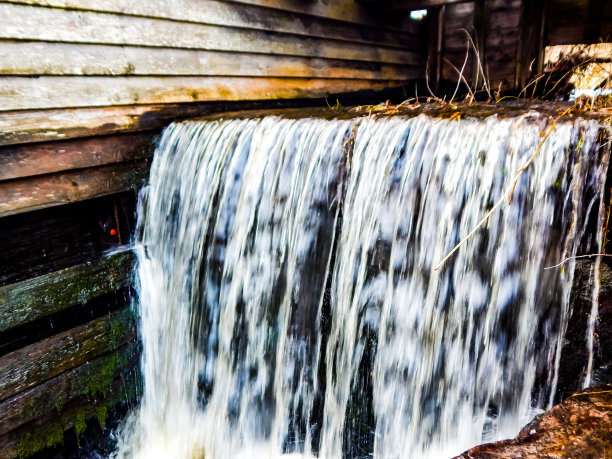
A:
[0,341,138,437]
[0,132,156,181]
[0,160,149,217]
[0,308,136,402]
[0,251,135,333]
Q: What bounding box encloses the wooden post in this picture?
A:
[515,0,547,90]
[585,0,604,43]
[472,0,489,91]
[427,5,446,92]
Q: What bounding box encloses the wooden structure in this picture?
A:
[357,0,612,91]
[0,1,426,457]
[0,0,610,457]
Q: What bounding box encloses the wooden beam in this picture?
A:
[471,0,489,89]
[0,251,135,333]
[358,0,469,10]
[0,0,416,47]
[427,6,446,91]
[585,0,605,43]
[0,131,155,182]
[0,342,138,437]
[0,42,417,81]
[0,159,150,217]
[0,76,415,112]
[0,308,136,402]
[0,104,211,147]
[515,0,547,88]
[0,3,419,64]
[0,371,140,459]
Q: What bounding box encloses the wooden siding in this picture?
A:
[0,2,424,456]
[0,0,424,117]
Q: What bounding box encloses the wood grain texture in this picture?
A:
[0,308,136,402]
[0,4,420,64]
[0,251,135,333]
[0,42,419,80]
[0,371,139,459]
[0,159,149,217]
[0,76,413,111]
[0,103,265,146]
[0,0,415,46]
[0,131,155,181]
[226,0,400,27]
[0,342,137,437]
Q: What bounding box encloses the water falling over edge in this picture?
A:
[115,111,609,459]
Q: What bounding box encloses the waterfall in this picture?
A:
[116,112,608,459]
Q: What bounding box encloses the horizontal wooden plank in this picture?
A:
[0,4,422,64]
[0,103,255,146]
[0,251,135,333]
[228,0,399,27]
[0,42,419,80]
[0,192,135,287]
[0,0,416,47]
[0,371,139,459]
[359,0,469,9]
[0,131,155,181]
[0,342,137,437]
[0,159,150,217]
[0,76,413,112]
[0,308,136,402]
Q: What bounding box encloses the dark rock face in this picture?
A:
[454,385,612,459]
[556,260,612,401]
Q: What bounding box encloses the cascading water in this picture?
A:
[116,112,608,459]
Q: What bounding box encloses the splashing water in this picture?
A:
[116,112,608,459]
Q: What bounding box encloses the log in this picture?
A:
[0,0,415,47]
[0,372,140,459]
[0,77,414,112]
[0,42,417,81]
[0,159,150,217]
[0,308,136,402]
[0,4,420,64]
[0,192,135,287]
[0,341,138,437]
[0,250,135,333]
[216,0,403,28]
[0,131,155,182]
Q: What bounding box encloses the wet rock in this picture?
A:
[454,385,612,459]
[556,260,612,401]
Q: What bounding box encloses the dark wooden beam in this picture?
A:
[357,0,469,9]
[471,0,489,90]
[0,132,156,182]
[0,308,136,402]
[585,0,604,43]
[0,250,134,333]
[0,342,137,437]
[0,159,150,218]
[515,0,547,89]
[427,5,446,91]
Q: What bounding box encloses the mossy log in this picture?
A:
[0,250,135,333]
[0,371,141,459]
[0,308,136,402]
[0,341,138,437]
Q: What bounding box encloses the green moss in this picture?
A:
[95,405,108,430]
[16,422,64,458]
[74,410,87,436]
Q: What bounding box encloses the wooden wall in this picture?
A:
[420,0,612,94]
[0,1,425,457]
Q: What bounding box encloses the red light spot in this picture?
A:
[110,229,117,236]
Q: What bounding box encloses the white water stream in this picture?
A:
[116,113,608,459]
